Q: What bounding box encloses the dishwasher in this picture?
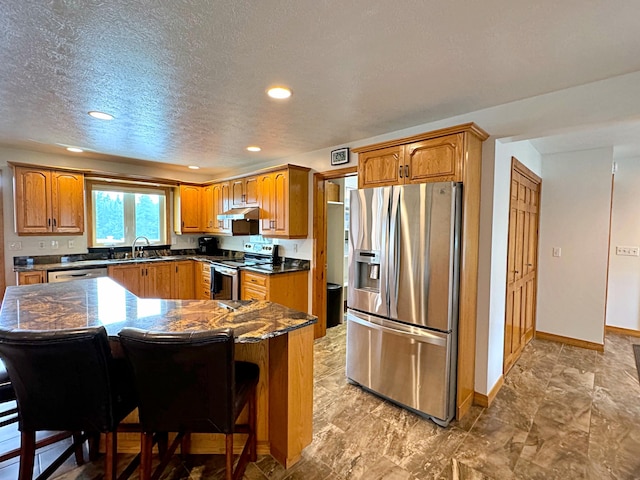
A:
[47,268,108,283]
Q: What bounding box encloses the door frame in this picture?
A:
[503,156,542,373]
[312,166,358,339]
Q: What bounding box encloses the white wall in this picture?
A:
[475,139,541,394]
[537,148,613,345]
[606,157,640,330]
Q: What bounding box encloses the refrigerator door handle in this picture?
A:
[348,311,447,348]
[388,186,401,318]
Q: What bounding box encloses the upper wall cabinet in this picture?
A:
[257,165,309,238]
[177,184,202,234]
[231,176,259,208]
[355,125,486,189]
[14,166,84,235]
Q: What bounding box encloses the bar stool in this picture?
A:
[118,328,259,480]
[0,326,138,480]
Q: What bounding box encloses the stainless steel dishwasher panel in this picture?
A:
[47,268,108,283]
[346,309,455,423]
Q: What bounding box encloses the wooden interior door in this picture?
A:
[504,157,541,373]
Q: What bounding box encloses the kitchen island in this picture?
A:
[0,277,317,467]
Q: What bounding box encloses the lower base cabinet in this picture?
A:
[108,260,194,299]
[16,271,46,285]
[241,270,308,312]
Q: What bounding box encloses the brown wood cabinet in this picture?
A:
[195,261,211,300]
[172,260,195,299]
[357,133,465,188]
[201,184,215,233]
[257,166,309,238]
[14,166,84,235]
[211,182,231,235]
[108,262,173,298]
[231,176,259,208]
[177,184,202,233]
[241,270,308,313]
[16,271,46,285]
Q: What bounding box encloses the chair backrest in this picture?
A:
[118,328,235,433]
[0,326,122,432]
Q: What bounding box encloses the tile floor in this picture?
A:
[2,324,639,479]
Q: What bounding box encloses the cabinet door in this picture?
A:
[17,271,46,285]
[14,166,52,234]
[51,171,84,233]
[272,170,289,235]
[220,182,231,234]
[242,285,267,301]
[172,261,195,299]
[258,173,275,235]
[180,185,202,233]
[231,179,245,208]
[244,176,259,206]
[145,262,173,299]
[358,146,404,189]
[405,133,464,183]
[201,184,215,233]
[211,182,231,235]
[108,264,143,296]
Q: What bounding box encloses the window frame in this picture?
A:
[86,180,172,248]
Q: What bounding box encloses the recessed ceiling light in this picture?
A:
[188,165,200,170]
[267,87,292,99]
[66,147,83,153]
[88,110,114,120]
[246,146,261,152]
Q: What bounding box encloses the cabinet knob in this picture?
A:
[398,166,403,178]
[405,165,409,178]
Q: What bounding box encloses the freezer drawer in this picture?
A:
[346,310,456,424]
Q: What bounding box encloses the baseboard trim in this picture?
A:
[605,325,640,338]
[473,375,504,408]
[535,330,604,352]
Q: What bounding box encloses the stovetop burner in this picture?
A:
[210,243,279,269]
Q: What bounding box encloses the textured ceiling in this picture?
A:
[2,0,640,175]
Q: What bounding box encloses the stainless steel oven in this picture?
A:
[211,264,239,300]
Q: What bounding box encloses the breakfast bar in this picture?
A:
[0,277,317,468]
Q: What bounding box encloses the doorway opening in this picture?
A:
[312,167,357,338]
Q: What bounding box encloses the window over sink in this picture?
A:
[86,181,170,247]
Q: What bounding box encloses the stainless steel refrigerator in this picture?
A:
[346,182,461,426]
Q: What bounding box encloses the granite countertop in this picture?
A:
[0,277,316,343]
[13,255,310,275]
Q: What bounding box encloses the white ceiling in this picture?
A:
[2,0,640,175]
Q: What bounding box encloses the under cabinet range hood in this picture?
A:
[217,207,259,235]
[217,207,259,221]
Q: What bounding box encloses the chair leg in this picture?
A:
[140,432,154,480]
[249,386,257,462]
[157,432,169,457]
[104,431,118,480]
[18,431,36,480]
[72,431,85,466]
[88,432,100,461]
[225,434,233,480]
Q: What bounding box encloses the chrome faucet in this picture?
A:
[132,236,150,258]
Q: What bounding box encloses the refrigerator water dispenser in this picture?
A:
[354,250,381,292]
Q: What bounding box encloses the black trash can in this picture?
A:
[326,283,343,328]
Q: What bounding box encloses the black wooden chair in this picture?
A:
[118,328,259,480]
[0,326,138,480]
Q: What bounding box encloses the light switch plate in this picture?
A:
[8,241,22,251]
[552,247,561,257]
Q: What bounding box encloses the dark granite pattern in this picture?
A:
[0,278,316,343]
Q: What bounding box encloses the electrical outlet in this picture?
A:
[616,246,640,256]
[189,237,196,244]
[68,240,75,249]
[38,241,46,250]
[293,243,298,253]
[51,240,59,250]
[8,241,22,251]
[552,247,561,257]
